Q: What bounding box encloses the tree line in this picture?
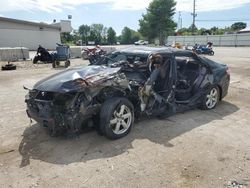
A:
[177,22,247,36]
[61,0,177,45]
[61,0,247,46]
[61,24,143,45]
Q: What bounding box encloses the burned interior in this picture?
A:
[25,47,230,139]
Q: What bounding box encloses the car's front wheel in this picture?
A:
[99,97,134,139]
[200,86,219,110]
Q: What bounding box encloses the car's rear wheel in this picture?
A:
[200,86,219,110]
[99,97,134,139]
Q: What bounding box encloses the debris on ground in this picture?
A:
[225,180,248,188]
[1,62,16,71]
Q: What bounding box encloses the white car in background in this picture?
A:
[134,40,149,45]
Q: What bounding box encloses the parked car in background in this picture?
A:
[25,46,230,139]
[134,40,149,45]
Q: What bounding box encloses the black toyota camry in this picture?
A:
[25,47,230,139]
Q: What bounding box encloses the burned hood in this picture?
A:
[33,65,121,92]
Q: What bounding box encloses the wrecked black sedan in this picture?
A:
[25,47,230,139]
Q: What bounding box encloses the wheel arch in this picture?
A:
[95,86,127,104]
[216,84,222,101]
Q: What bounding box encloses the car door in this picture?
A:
[153,54,177,116]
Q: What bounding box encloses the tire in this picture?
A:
[65,60,70,68]
[33,56,39,64]
[99,97,134,140]
[1,63,16,71]
[210,51,215,56]
[200,85,219,110]
[52,61,56,68]
[82,52,88,60]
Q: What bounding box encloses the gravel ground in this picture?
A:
[0,47,250,188]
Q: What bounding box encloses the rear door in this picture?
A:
[157,54,177,115]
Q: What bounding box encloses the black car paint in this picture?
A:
[25,46,230,136]
[33,66,121,92]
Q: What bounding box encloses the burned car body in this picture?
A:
[25,47,230,139]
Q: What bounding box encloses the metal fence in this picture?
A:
[167,33,250,46]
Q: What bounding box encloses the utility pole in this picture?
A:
[191,0,197,35]
[178,11,182,30]
[180,17,182,30]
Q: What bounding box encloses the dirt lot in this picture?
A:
[0,47,250,188]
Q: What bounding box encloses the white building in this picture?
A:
[0,17,72,50]
[238,27,250,34]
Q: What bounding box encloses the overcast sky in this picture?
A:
[0,0,250,34]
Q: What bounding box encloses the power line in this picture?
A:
[196,19,250,22]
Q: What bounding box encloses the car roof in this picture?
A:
[116,46,194,57]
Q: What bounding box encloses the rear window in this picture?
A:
[199,56,222,69]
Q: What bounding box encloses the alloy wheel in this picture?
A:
[109,105,132,135]
[206,88,218,109]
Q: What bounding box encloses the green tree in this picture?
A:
[177,27,192,36]
[78,24,90,44]
[139,0,177,45]
[131,30,142,43]
[90,24,104,44]
[101,27,108,44]
[198,28,211,35]
[72,30,81,43]
[61,31,81,45]
[231,22,247,31]
[88,30,98,43]
[210,26,218,34]
[209,27,225,35]
[121,27,132,44]
[107,27,117,45]
[61,32,73,43]
[188,24,198,34]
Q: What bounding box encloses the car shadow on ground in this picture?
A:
[19,101,239,167]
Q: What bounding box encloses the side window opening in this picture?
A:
[176,56,201,84]
[175,56,207,101]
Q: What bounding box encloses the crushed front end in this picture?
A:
[25,89,99,136]
[24,66,131,136]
